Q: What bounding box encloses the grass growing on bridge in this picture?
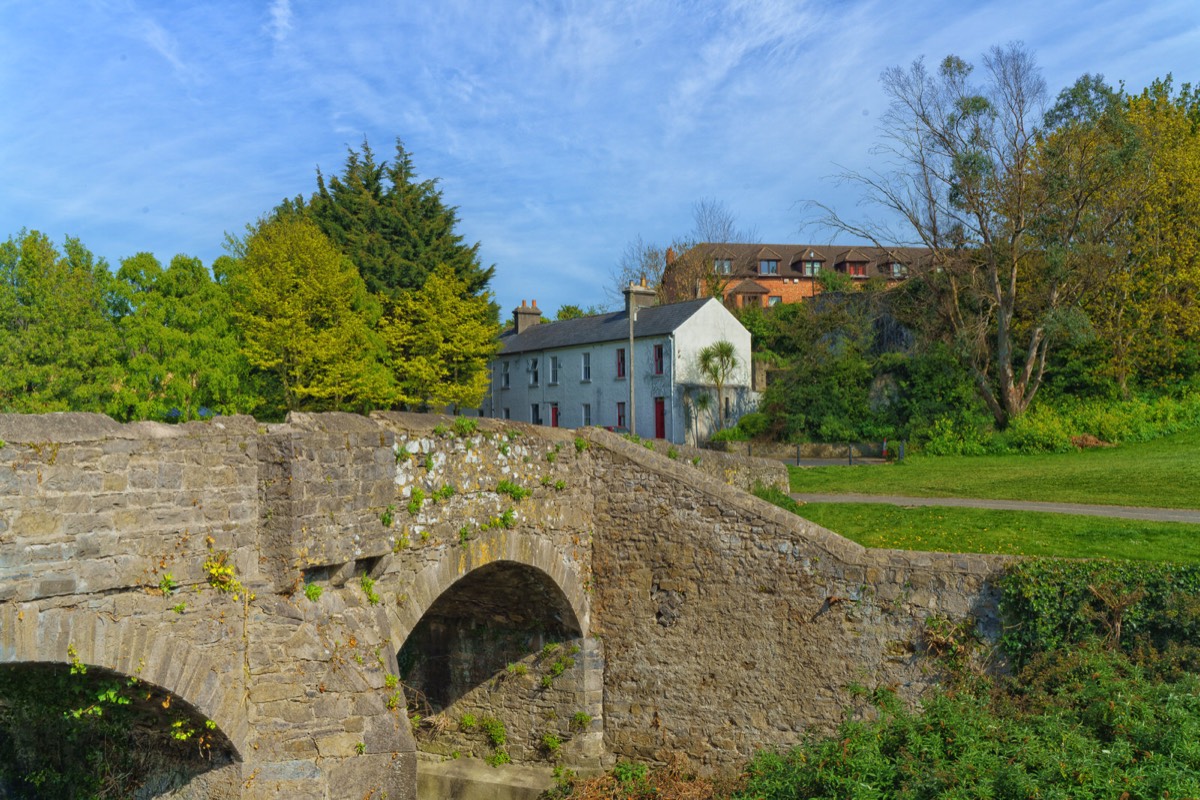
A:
[788,428,1200,509]
[795,502,1200,563]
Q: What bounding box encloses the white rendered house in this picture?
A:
[483,284,754,444]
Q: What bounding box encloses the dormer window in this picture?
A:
[802,260,822,277]
[714,258,732,274]
[888,262,908,278]
[759,259,779,276]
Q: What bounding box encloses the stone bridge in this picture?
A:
[0,412,1007,798]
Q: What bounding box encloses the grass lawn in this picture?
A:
[788,428,1200,509]
[796,502,1200,563]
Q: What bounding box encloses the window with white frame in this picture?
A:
[581,352,591,381]
[582,403,591,426]
[529,357,539,386]
[759,259,779,275]
[616,401,626,428]
[714,258,732,274]
[501,361,510,389]
[549,355,559,385]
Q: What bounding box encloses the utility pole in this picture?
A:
[623,278,655,436]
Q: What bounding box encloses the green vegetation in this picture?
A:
[0,137,498,421]
[303,583,323,602]
[406,488,425,516]
[359,574,380,606]
[452,416,478,437]
[788,428,1200,509]
[796,502,1200,563]
[495,479,530,501]
[479,716,507,747]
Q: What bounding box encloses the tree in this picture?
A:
[110,253,255,421]
[697,340,739,431]
[0,230,121,412]
[555,303,605,320]
[612,199,756,306]
[227,216,392,414]
[281,138,494,300]
[378,264,500,410]
[1085,78,1200,392]
[816,44,1133,427]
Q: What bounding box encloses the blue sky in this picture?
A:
[3,1,1198,317]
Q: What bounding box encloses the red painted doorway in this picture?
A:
[654,397,665,439]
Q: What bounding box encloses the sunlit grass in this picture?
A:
[788,429,1200,509]
[796,502,1200,563]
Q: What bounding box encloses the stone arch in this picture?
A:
[0,605,248,758]
[388,529,591,648]
[386,531,604,764]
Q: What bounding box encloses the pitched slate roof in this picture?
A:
[680,242,932,280]
[499,298,711,355]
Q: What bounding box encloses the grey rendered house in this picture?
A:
[483,283,754,444]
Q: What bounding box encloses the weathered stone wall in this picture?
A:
[707,440,887,460]
[638,438,789,493]
[586,431,1008,770]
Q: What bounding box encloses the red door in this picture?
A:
[551,404,560,428]
[654,397,666,439]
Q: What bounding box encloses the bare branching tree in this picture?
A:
[812,43,1136,427]
[610,199,757,307]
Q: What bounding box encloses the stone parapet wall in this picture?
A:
[631,436,789,493]
[586,431,1010,770]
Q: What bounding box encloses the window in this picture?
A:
[549,355,560,385]
[653,343,664,375]
[531,404,542,425]
[802,260,822,277]
[724,396,731,422]
[888,262,907,278]
[768,296,782,306]
[616,401,626,429]
[714,258,732,274]
[501,361,510,389]
[844,263,867,277]
[759,259,779,275]
[581,352,591,381]
[529,357,539,386]
[616,348,626,379]
[582,403,591,426]
[503,408,511,420]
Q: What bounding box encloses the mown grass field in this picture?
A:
[795,502,1200,563]
[788,429,1200,509]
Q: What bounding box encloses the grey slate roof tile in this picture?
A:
[499,298,711,355]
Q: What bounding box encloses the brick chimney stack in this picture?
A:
[512,299,543,334]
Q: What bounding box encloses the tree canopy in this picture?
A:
[280,138,494,300]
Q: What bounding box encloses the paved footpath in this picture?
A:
[789,493,1200,524]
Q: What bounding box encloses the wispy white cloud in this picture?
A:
[267,0,293,43]
[2,0,1198,314]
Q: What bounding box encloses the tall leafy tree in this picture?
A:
[227,216,393,415]
[1087,79,1200,391]
[110,253,255,421]
[282,138,494,299]
[816,45,1133,427]
[379,264,499,410]
[0,230,121,412]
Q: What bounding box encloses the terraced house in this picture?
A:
[483,283,754,444]
[665,242,930,308]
